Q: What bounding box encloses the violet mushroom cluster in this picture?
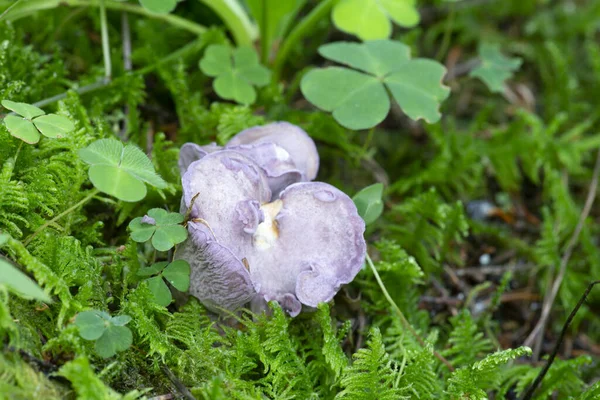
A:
[176,122,366,316]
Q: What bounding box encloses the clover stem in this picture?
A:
[24,188,100,246]
[4,0,206,36]
[197,0,256,46]
[362,127,375,153]
[99,0,111,82]
[13,141,23,166]
[271,0,338,83]
[365,252,454,371]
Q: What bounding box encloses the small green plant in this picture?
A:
[74,310,133,358]
[128,208,187,251]
[470,43,522,93]
[0,252,52,303]
[1,100,74,144]
[137,260,191,306]
[353,183,384,225]
[78,138,167,202]
[332,0,419,40]
[301,40,450,129]
[199,44,271,105]
[138,0,181,14]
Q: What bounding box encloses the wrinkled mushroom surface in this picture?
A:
[177,123,365,316]
[228,122,320,181]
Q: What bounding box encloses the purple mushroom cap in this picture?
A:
[227,122,320,181]
[178,140,304,199]
[177,148,366,317]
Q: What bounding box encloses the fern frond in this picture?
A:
[337,328,407,400]
[58,357,144,400]
[315,303,350,380]
[443,310,493,368]
[122,285,172,359]
[514,355,592,399]
[397,343,443,399]
[388,188,468,272]
[446,347,531,399]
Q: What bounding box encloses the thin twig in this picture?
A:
[521,280,600,400]
[24,189,100,246]
[366,253,455,371]
[5,346,59,373]
[454,262,534,277]
[444,58,481,82]
[524,149,600,357]
[28,39,203,111]
[32,80,107,108]
[161,364,196,400]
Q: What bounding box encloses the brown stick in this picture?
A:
[521,281,600,400]
[524,149,600,357]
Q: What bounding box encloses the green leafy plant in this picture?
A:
[1,100,74,144]
[470,43,522,93]
[332,0,419,40]
[245,0,305,61]
[128,208,187,251]
[353,183,384,225]
[447,347,532,398]
[0,257,52,303]
[78,138,167,202]
[301,40,450,129]
[199,44,271,105]
[138,0,182,14]
[74,310,133,358]
[2,0,600,398]
[137,260,191,306]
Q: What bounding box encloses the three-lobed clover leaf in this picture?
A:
[74,310,133,358]
[137,260,190,306]
[128,208,187,251]
[332,0,420,41]
[301,40,450,130]
[79,138,167,202]
[0,258,52,303]
[470,43,522,93]
[2,100,75,144]
[353,183,384,225]
[199,44,270,105]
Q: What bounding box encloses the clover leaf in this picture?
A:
[74,310,133,358]
[79,139,167,202]
[301,40,450,130]
[199,44,270,105]
[470,43,522,93]
[137,260,190,307]
[332,0,420,41]
[0,258,52,303]
[2,100,75,144]
[353,183,384,225]
[128,208,187,251]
